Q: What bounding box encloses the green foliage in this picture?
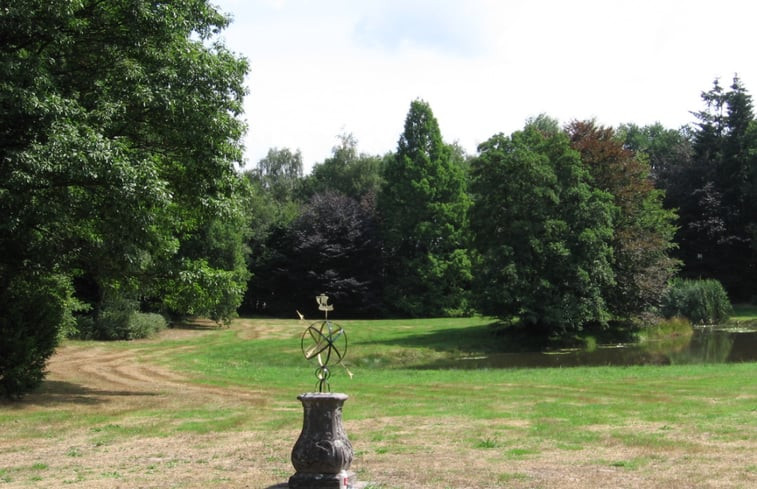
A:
[640,316,693,340]
[0,273,77,398]
[525,113,561,135]
[617,122,693,189]
[661,279,733,324]
[157,176,252,322]
[111,312,168,340]
[568,121,679,319]
[669,76,757,300]
[304,133,385,203]
[160,258,249,324]
[241,151,304,315]
[249,147,304,203]
[276,191,383,316]
[92,293,138,341]
[378,99,472,316]
[1,0,249,394]
[470,125,615,334]
[74,293,167,341]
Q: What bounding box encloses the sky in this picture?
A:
[211,0,757,173]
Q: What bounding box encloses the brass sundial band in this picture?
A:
[300,294,348,392]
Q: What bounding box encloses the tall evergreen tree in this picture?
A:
[378,100,471,316]
[680,77,757,299]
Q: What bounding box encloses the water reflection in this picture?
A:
[427,324,757,369]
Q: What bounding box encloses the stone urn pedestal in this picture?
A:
[289,393,356,489]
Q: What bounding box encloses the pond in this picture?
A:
[434,323,757,369]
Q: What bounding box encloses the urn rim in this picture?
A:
[297,392,349,401]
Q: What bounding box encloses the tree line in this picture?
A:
[245,106,675,331]
[2,0,756,397]
[246,78,757,328]
[1,0,250,396]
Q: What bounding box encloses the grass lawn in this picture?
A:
[732,303,757,321]
[1,316,755,488]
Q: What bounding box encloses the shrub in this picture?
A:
[641,316,693,340]
[661,279,732,324]
[74,295,167,341]
[127,312,168,339]
[0,273,76,398]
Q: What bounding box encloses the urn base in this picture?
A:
[289,470,356,489]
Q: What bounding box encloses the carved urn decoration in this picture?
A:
[289,393,355,488]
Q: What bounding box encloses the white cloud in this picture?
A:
[212,0,757,172]
[352,0,492,56]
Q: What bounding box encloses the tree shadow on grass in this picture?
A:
[354,320,649,369]
[1,380,158,407]
[264,483,370,489]
[356,321,552,355]
[170,318,224,330]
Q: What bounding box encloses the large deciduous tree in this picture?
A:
[617,122,694,191]
[241,148,304,315]
[470,124,616,335]
[251,147,305,204]
[378,100,471,317]
[567,121,679,319]
[0,0,249,396]
[286,191,382,316]
[304,133,385,205]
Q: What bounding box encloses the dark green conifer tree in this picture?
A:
[378,100,471,316]
[680,77,757,299]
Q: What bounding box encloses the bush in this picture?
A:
[0,273,76,398]
[74,295,167,341]
[661,279,733,324]
[127,312,168,339]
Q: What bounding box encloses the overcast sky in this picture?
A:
[211,0,757,173]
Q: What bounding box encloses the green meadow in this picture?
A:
[1,314,756,488]
[171,316,757,428]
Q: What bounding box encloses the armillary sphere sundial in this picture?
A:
[300,293,348,392]
[290,294,359,489]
